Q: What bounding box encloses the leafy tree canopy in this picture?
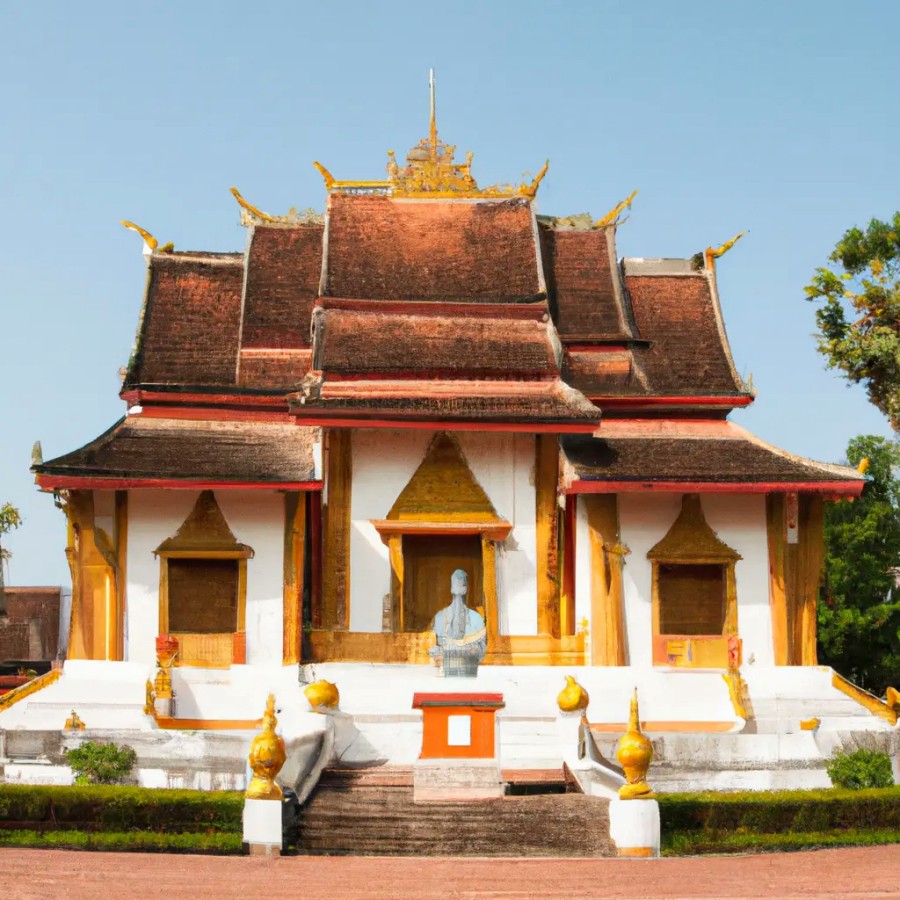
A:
[0,501,22,564]
[805,213,900,428]
[819,436,900,694]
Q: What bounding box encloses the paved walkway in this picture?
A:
[1,846,898,899]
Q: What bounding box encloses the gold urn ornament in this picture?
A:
[246,694,287,800]
[616,689,654,800]
[557,675,590,713]
[304,679,340,711]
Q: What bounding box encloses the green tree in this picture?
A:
[0,501,23,613]
[804,213,900,428]
[818,436,900,694]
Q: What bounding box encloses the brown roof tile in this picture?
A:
[315,307,560,377]
[323,195,542,301]
[292,379,599,428]
[125,255,243,388]
[562,421,862,488]
[34,416,319,484]
[625,272,748,397]
[540,226,634,340]
[240,224,323,349]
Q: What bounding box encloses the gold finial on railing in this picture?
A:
[65,710,86,731]
[594,190,638,228]
[304,679,340,711]
[246,693,287,800]
[704,230,747,271]
[615,689,654,799]
[557,674,590,713]
[143,680,156,717]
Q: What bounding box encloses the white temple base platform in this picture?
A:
[1,660,896,793]
[0,660,331,795]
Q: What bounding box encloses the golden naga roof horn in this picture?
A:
[313,70,550,200]
[704,230,747,271]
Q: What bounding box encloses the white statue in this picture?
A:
[429,569,486,677]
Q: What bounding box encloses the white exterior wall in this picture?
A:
[574,498,593,660]
[347,430,538,635]
[617,493,773,669]
[124,490,284,665]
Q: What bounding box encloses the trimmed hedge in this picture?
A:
[664,828,900,856]
[0,828,242,854]
[659,787,900,835]
[0,784,243,834]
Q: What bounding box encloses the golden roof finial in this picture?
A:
[230,186,275,223]
[120,220,158,252]
[704,230,747,271]
[429,67,438,151]
[594,190,639,229]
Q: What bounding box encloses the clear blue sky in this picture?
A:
[1,1,897,585]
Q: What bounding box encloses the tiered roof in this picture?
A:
[33,81,863,495]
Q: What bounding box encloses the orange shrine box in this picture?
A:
[413,693,505,759]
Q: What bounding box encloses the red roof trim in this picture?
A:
[121,390,289,409]
[35,475,322,492]
[138,406,295,424]
[292,416,598,433]
[567,480,864,496]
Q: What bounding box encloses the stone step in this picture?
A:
[297,770,613,857]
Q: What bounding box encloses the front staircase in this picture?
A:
[296,767,614,857]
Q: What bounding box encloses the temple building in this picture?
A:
[5,86,897,796]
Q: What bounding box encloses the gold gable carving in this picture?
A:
[387,433,501,523]
[155,491,253,557]
[647,494,741,563]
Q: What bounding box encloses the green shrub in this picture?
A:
[65,742,137,785]
[663,828,900,856]
[826,749,894,790]
[0,828,242,854]
[0,784,243,833]
[659,787,900,834]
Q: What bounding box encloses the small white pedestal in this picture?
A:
[242,798,282,857]
[608,798,660,858]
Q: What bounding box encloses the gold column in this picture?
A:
[282,492,307,665]
[63,491,119,661]
[481,534,499,646]
[585,495,628,666]
[797,494,824,665]
[114,491,127,661]
[388,535,404,632]
[535,435,561,638]
[323,429,352,630]
[765,493,790,665]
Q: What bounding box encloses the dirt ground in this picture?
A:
[1,845,898,899]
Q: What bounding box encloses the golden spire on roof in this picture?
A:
[313,71,549,200]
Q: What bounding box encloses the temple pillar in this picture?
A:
[535,435,561,638]
[585,494,628,666]
[63,490,121,661]
[282,492,307,665]
[322,429,352,630]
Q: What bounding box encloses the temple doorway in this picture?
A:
[402,534,483,632]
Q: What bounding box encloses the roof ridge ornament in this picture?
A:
[594,190,639,228]
[312,71,549,200]
[121,220,174,255]
[704,230,747,271]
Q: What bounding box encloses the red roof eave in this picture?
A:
[35,475,323,492]
[594,395,754,408]
[566,479,864,497]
